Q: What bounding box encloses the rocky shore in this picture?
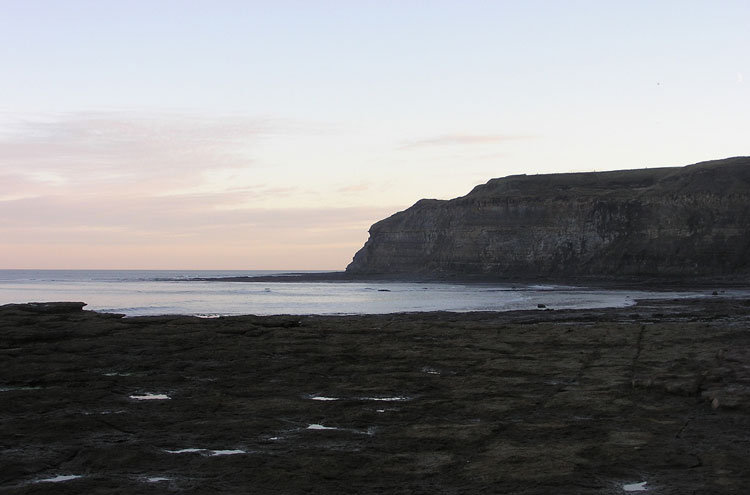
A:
[2,298,750,494]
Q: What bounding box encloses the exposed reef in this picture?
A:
[2,298,750,493]
[347,157,750,281]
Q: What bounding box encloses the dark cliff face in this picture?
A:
[346,157,750,280]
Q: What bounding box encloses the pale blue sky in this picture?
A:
[1,1,748,269]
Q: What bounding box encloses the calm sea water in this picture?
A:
[0,269,725,317]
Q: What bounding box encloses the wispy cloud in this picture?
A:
[0,111,337,198]
[399,133,533,149]
[0,112,272,188]
[0,110,343,210]
[336,181,375,194]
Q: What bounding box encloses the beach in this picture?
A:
[2,297,749,494]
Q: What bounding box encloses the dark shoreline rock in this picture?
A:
[0,301,87,314]
[2,298,750,493]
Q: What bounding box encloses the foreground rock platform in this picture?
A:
[1,298,750,494]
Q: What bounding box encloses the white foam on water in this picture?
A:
[307,424,338,430]
[528,284,559,290]
[145,477,170,483]
[130,393,170,400]
[35,475,82,483]
[165,448,204,454]
[309,396,340,401]
[623,481,648,492]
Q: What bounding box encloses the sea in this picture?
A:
[0,269,731,317]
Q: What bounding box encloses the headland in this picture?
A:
[347,157,750,282]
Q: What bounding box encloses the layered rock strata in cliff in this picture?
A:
[346,157,750,279]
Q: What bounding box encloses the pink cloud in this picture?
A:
[400,133,533,149]
[336,181,374,194]
[0,112,286,192]
[0,111,397,269]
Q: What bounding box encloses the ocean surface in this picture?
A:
[0,269,730,317]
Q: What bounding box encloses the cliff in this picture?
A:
[346,157,750,281]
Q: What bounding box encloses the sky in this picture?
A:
[1,0,748,270]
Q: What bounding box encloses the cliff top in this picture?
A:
[368,156,750,233]
[465,156,750,200]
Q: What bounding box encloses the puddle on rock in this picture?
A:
[307,394,411,402]
[130,393,170,400]
[623,481,648,492]
[82,409,127,416]
[306,424,376,436]
[35,475,83,483]
[144,477,171,483]
[359,396,410,402]
[307,424,338,430]
[209,449,246,456]
[164,448,246,456]
[0,386,43,392]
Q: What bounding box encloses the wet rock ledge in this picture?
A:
[1,298,750,494]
